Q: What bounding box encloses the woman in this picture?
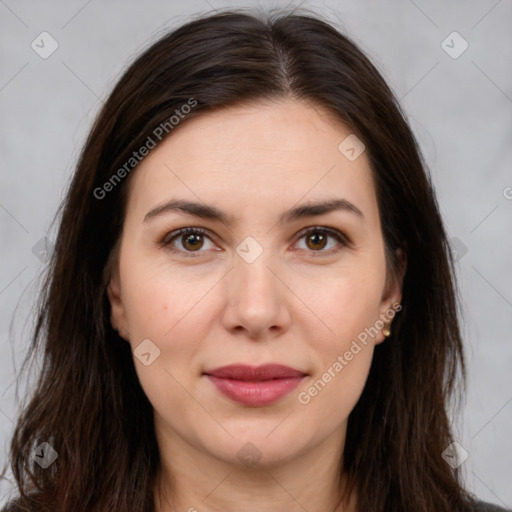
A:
[2,8,509,512]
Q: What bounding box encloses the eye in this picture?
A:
[162,227,217,257]
[293,226,349,256]
[161,226,349,258]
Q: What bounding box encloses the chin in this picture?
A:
[201,427,310,470]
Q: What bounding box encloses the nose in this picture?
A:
[221,250,292,340]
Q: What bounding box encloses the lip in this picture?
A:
[203,364,306,407]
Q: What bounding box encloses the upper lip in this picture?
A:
[203,364,306,381]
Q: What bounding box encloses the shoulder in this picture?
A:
[473,500,512,512]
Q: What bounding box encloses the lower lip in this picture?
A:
[205,375,304,406]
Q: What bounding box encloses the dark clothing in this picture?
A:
[2,498,510,511]
[475,500,511,512]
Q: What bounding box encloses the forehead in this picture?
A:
[124,99,378,226]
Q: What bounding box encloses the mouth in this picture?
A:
[203,364,307,407]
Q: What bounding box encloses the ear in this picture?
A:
[375,247,407,344]
[107,270,130,342]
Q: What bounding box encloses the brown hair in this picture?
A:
[3,7,476,512]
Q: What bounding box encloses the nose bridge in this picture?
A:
[223,240,289,335]
[233,245,280,307]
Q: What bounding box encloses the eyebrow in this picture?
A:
[143,197,364,224]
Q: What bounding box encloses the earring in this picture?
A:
[382,322,391,338]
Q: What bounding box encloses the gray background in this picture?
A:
[1,0,511,507]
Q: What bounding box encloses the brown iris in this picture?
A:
[182,233,204,251]
[305,232,327,250]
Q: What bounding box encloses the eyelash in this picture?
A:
[160,226,350,258]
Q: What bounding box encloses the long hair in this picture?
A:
[3,8,475,512]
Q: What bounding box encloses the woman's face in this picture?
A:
[108,99,403,469]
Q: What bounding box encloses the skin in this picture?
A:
[108,98,405,512]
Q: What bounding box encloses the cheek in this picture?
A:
[119,267,210,417]
[122,279,212,386]
[297,344,373,430]
[306,266,385,347]
[119,245,215,341]
[118,252,221,398]
[294,266,384,413]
